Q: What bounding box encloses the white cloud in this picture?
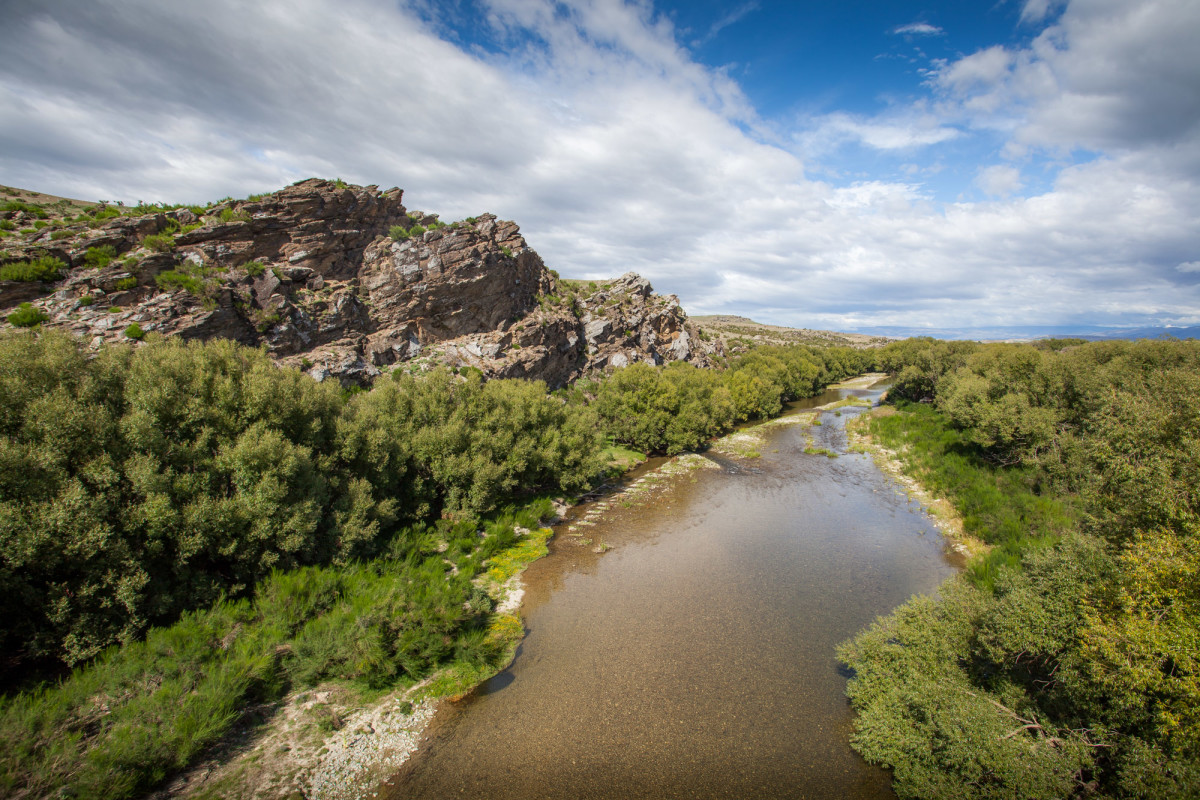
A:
[1178,262,1200,274]
[933,0,1200,158]
[976,165,1024,197]
[0,0,1197,330]
[797,111,959,154]
[893,22,943,36]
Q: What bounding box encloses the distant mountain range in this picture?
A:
[842,325,1200,342]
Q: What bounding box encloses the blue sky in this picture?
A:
[2,0,1198,331]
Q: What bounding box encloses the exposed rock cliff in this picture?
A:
[0,179,718,386]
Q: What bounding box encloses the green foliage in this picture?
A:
[593,344,870,455]
[141,232,175,253]
[868,402,1076,584]
[155,269,205,295]
[123,323,145,340]
[78,295,95,306]
[388,225,410,241]
[0,524,537,800]
[243,260,267,277]
[114,276,137,291]
[408,224,427,238]
[0,256,66,282]
[0,334,604,674]
[845,337,1200,798]
[0,220,14,231]
[0,200,47,218]
[87,206,121,223]
[217,208,250,223]
[5,303,48,327]
[84,245,117,269]
[49,229,72,240]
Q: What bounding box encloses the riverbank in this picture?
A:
[151,526,554,800]
[845,406,985,563]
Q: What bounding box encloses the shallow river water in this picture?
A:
[382,383,957,799]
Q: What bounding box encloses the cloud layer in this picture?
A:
[1,0,1197,329]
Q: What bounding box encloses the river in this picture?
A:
[381,381,957,799]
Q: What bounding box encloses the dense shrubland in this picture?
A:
[841,337,1200,799]
[0,332,605,670]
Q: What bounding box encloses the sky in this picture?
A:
[1,0,1199,331]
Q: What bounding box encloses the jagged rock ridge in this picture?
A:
[0,179,719,385]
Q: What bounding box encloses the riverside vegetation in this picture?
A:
[0,329,866,799]
[840,336,1200,799]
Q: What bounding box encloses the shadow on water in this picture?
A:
[382,381,954,800]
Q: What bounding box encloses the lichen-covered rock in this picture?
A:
[0,179,720,386]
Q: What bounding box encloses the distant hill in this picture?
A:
[691,314,891,350]
[845,324,1200,342]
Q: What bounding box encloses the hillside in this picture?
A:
[691,314,890,351]
[0,179,718,386]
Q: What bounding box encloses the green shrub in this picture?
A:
[155,269,204,295]
[388,225,409,241]
[123,323,145,339]
[0,220,15,231]
[114,276,137,291]
[107,306,121,313]
[33,220,48,230]
[84,245,117,269]
[141,232,175,252]
[0,256,66,282]
[49,229,72,240]
[243,260,267,277]
[408,224,426,238]
[0,200,47,218]
[78,295,95,306]
[6,303,48,327]
[218,208,250,223]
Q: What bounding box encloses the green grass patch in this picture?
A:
[485,526,553,585]
[868,401,1078,587]
[601,443,646,472]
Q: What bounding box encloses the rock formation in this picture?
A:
[0,179,719,386]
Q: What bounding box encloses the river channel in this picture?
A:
[382,381,958,799]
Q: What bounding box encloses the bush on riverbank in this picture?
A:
[842,337,1200,799]
[593,344,871,455]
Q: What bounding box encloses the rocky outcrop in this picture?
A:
[0,179,719,386]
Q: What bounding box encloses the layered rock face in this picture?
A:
[0,179,718,386]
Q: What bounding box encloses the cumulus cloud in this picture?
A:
[932,0,1200,157]
[0,0,1197,329]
